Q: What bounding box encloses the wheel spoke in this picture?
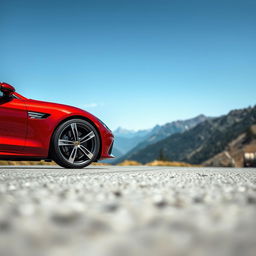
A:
[79,145,94,159]
[71,123,79,141]
[58,139,74,146]
[80,131,95,144]
[68,146,78,163]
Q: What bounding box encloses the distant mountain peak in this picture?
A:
[114,126,152,138]
[114,127,136,135]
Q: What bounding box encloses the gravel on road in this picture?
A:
[0,166,256,256]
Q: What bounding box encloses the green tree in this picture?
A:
[158,148,167,161]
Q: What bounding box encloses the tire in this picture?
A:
[51,119,100,168]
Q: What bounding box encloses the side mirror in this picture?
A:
[0,82,15,96]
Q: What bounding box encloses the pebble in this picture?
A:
[113,191,122,197]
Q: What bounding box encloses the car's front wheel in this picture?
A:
[51,119,100,168]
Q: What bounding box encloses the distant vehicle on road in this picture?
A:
[0,82,114,168]
[244,152,256,167]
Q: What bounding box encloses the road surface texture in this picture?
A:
[0,166,256,256]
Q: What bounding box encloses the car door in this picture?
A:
[0,92,27,153]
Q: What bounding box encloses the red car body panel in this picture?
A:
[0,98,27,153]
[0,92,114,161]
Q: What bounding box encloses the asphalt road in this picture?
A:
[0,166,256,256]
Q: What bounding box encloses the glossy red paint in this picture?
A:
[0,88,114,161]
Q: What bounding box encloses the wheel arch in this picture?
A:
[48,115,102,161]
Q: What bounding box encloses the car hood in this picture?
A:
[26,99,97,120]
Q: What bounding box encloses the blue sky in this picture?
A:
[1,0,256,130]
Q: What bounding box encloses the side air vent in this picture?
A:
[28,111,50,119]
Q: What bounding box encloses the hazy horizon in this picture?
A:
[113,104,255,132]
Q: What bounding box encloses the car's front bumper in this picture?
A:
[99,130,114,159]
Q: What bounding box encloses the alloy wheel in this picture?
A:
[57,122,97,165]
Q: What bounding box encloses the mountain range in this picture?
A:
[111,114,208,162]
[114,106,256,166]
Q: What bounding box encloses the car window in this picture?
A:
[0,92,16,99]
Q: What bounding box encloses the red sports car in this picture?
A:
[0,82,114,168]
